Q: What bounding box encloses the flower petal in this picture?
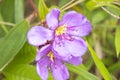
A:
[51,59,69,80]
[53,38,87,58]
[36,44,51,61]
[60,11,87,26]
[36,57,49,80]
[61,64,69,79]
[46,8,60,30]
[67,56,82,66]
[27,26,53,46]
[51,65,64,80]
[67,21,92,37]
[60,11,92,36]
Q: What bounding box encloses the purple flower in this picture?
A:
[27,8,92,80]
[36,44,69,80]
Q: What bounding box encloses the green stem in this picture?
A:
[60,0,75,10]
[61,0,84,12]
[101,6,120,19]
[93,0,120,19]
[0,22,15,33]
[0,22,15,27]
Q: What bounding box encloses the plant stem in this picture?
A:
[0,22,15,27]
[113,1,120,6]
[61,0,84,12]
[101,6,120,19]
[0,22,15,33]
[60,0,75,10]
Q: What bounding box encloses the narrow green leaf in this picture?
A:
[76,75,87,80]
[115,26,120,57]
[0,0,14,23]
[38,0,48,20]
[87,42,112,80]
[67,64,99,80]
[108,62,120,73]
[0,20,29,71]
[14,0,24,23]
[84,57,94,71]
[3,64,40,80]
[0,13,8,37]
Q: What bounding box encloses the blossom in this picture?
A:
[27,8,91,60]
[36,44,69,80]
[27,8,92,80]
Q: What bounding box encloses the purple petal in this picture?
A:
[51,59,69,80]
[67,21,92,37]
[67,56,82,66]
[46,8,60,30]
[36,44,51,61]
[60,11,92,36]
[60,11,87,26]
[53,38,87,58]
[27,26,53,46]
[61,64,69,79]
[36,57,49,80]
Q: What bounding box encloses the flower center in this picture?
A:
[55,24,67,36]
[47,52,54,62]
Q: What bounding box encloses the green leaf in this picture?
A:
[85,0,114,11]
[92,11,107,24]
[84,57,94,71]
[76,75,87,80]
[14,0,24,23]
[86,1,97,11]
[0,13,8,37]
[9,42,36,64]
[3,64,40,80]
[115,26,120,57]
[0,20,29,71]
[0,0,14,23]
[1,35,54,80]
[2,42,54,80]
[108,62,120,73]
[67,64,99,80]
[38,0,48,20]
[87,42,112,80]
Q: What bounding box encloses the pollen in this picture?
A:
[55,24,67,36]
[47,52,54,62]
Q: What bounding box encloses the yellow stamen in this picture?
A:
[55,24,67,35]
[47,52,54,62]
